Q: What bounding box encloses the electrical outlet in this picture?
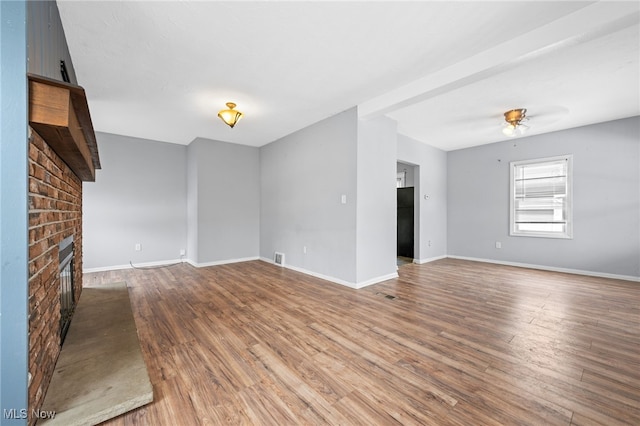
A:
[495,241,502,249]
[135,243,141,251]
[179,249,186,256]
[303,246,307,254]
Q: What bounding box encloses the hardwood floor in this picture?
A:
[85,259,640,425]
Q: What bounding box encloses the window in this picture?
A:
[510,155,573,239]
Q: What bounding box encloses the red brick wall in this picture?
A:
[28,128,83,423]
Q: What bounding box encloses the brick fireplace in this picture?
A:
[27,129,84,415]
[26,74,100,424]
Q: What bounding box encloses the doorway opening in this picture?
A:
[397,162,419,266]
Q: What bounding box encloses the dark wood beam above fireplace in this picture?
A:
[28,73,101,182]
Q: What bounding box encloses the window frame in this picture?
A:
[509,155,573,239]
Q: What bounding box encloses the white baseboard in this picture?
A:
[84,256,352,283]
[83,258,185,273]
[259,257,398,289]
[447,255,640,282]
[83,256,260,273]
[86,254,634,287]
[356,272,399,288]
[413,255,447,265]
[186,256,260,268]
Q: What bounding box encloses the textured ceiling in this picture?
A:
[57,1,639,150]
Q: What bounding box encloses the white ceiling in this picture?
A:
[57,1,640,151]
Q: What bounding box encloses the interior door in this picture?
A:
[397,187,414,258]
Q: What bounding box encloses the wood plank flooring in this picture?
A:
[84,259,640,425]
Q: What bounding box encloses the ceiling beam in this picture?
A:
[358,2,640,120]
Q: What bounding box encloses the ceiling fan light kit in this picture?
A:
[502,108,529,137]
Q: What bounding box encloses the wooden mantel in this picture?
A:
[28,74,101,182]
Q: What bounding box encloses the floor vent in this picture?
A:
[274,252,285,266]
[376,292,397,300]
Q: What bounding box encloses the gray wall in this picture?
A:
[186,138,260,265]
[356,116,398,284]
[84,134,261,270]
[448,116,640,279]
[83,132,188,270]
[398,134,448,262]
[83,116,638,281]
[1,0,29,420]
[186,138,199,263]
[260,108,358,284]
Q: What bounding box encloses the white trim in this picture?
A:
[447,255,640,282]
[259,257,398,289]
[187,256,260,268]
[85,255,637,284]
[356,272,399,289]
[510,155,573,239]
[259,257,354,287]
[83,256,260,273]
[83,258,184,273]
[413,255,448,265]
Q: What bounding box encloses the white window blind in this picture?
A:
[510,155,573,238]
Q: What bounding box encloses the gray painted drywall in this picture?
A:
[83,132,187,269]
[448,116,640,279]
[186,138,260,264]
[186,139,199,263]
[260,108,358,283]
[398,135,448,262]
[1,0,28,421]
[356,116,398,283]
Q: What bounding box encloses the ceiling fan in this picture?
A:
[500,105,569,137]
[502,108,529,137]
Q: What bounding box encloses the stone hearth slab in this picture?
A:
[38,282,153,425]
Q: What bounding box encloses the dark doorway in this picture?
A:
[397,187,414,259]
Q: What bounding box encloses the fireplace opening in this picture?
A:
[59,235,75,343]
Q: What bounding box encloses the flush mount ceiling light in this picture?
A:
[218,102,243,128]
[502,108,529,137]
